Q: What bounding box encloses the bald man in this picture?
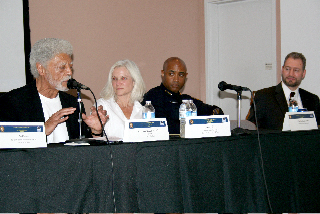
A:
[142,57,223,134]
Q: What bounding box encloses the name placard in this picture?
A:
[123,118,169,142]
[282,111,318,131]
[180,115,231,138]
[0,122,47,149]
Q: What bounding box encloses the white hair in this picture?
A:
[29,38,73,78]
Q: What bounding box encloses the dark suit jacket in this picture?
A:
[0,81,90,139]
[247,82,320,130]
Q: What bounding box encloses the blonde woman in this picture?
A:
[97,59,146,138]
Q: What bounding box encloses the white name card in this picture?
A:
[282,111,318,131]
[0,122,47,149]
[180,115,231,138]
[123,118,169,142]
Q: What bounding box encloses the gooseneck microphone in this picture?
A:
[218,81,250,92]
[67,78,90,90]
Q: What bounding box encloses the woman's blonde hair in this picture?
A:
[100,59,146,103]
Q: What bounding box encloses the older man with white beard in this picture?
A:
[0,38,107,143]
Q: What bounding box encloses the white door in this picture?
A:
[205,0,277,120]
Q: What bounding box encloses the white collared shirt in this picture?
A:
[96,97,143,139]
[281,81,303,108]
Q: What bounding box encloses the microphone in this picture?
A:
[67,78,90,90]
[218,81,250,92]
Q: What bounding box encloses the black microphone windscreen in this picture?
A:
[67,78,90,90]
[67,78,77,89]
[218,81,227,91]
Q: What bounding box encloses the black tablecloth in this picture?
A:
[0,130,319,212]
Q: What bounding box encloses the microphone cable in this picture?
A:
[218,81,273,211]
[88,88,117,212]
[250,89,273,213]
[68,78,117,212]
[89,88,109,142]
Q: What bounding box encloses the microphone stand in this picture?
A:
[77,88,84,139]
[231,90,251,135]
[66,87,94,144]
[65,79,107,145]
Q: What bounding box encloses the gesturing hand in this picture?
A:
[83,105,109,136]
[45,107,76,136]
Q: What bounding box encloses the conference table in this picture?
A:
[0,129,319,213]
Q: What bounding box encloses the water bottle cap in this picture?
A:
[146,101,151,104]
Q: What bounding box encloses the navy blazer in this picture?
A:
[0,81,90,139]
[247,82,320,130]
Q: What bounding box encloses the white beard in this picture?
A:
[45,72,71,92]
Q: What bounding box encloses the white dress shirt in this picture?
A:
[96,97,143,139]
[281,81,303,108]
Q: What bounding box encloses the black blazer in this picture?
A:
[247,82,320,130]
[0,81,90,139]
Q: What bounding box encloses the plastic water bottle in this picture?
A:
[289,99,298,112]
[179,100,189,120]
[186,100,192,117]
[143,101,155,119]
[189,100,197,116]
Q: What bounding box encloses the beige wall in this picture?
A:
[29,0,206,111]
